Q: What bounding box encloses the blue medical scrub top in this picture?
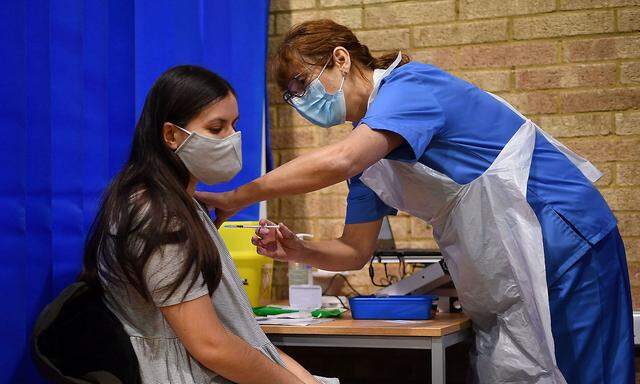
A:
[347,62,617,284]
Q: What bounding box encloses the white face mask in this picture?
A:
[174,125,242,185]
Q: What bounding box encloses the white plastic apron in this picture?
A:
[361,55,601,383]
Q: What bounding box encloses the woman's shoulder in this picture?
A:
[127,188,185,227]
[105,188,184,239]
[388,61,448,79]
[372,61,449,108]
[383,61,462,91]
[121,189,153,229]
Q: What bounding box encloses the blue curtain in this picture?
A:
[0,1,270,382]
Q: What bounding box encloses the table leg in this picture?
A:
[431,337,446,384]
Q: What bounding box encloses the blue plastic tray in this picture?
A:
[348,295,435,320]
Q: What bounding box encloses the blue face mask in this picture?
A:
[288,59,346,128]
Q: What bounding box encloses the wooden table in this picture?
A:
[261,312,472,384]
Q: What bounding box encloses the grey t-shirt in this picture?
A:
[99,199,285,383]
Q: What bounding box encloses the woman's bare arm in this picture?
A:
[276,348,320,384]
[160,295,303,384]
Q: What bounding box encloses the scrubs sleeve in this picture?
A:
[345,174,397,224]
[360,70,445,160]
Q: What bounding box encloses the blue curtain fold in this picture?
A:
[0,1,270,382]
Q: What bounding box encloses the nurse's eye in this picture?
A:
[287,75,308,97]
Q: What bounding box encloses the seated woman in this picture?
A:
[79,65,337,384]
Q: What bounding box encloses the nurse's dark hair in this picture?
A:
[79,65,235,303]
[273,19,411,91]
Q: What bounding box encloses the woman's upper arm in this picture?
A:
[160,295,226,360]
[358,70,445,161]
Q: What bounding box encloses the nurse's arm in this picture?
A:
[254,219,382,271]
[304,220,383,270]
[160,295,304,384]
[214,124,403,211]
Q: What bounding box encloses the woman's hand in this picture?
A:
[194,191,239,228]
[252,219,306,263]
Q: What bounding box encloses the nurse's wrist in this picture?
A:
[295,240,315,265]
[229,182,263,211]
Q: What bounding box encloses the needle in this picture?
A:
[224,224,280,229]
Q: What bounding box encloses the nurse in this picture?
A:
[198,19,634,383]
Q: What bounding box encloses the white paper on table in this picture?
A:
[256,317,336,326]
[262,311,312,319]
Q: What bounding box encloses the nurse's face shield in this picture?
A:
[282,57,331,106]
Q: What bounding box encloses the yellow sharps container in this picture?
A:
[218,221,273,307]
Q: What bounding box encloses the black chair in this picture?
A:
[31,282,140,384]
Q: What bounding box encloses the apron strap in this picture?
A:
[486,92,603,183]
[534,127,603,182]
[367,51,403,107]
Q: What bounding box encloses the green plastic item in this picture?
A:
[311,308,346,318]
[252,306,299,317]
[253,306,346,318]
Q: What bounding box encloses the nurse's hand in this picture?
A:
[251,219,305,262]
[194,191,239,228]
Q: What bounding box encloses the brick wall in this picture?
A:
[266,0,640,305]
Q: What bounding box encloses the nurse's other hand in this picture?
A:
[194,191,238,228]
[251,219,304,262]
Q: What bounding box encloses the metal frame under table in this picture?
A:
[261,312,472,384]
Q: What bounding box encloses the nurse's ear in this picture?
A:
[332,46,351,76]
[162,122,185,151]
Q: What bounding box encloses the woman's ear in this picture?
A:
[163,122,182,151]
[333,46,351,75]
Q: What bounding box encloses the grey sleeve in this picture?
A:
[314,376,340,384]
[143,243,210,307]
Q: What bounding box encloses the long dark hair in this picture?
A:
[79,65,235,303]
